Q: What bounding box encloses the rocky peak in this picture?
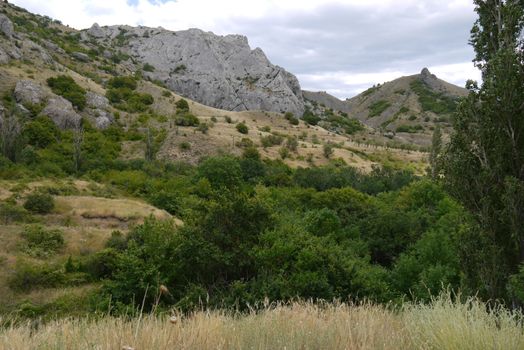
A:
[83,24,305,116]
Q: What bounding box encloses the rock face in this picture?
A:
[0,14,13,38]
[14,80,46,106]
[42,97,82,129]
[84,25,305,115]
[86,91,110,110]
[72,51,90,62]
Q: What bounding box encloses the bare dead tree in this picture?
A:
[0,113,22,162]
[73,124,84,173]
[145,127,155,162]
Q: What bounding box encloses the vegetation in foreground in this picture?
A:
[1,294,523,350]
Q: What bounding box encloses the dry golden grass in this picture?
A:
[1,295,523,350]
[54,196,177,224]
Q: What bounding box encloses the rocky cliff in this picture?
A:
[82,25,305,116]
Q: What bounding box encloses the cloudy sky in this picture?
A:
[10,0,481,98]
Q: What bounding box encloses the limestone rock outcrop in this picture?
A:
[84,25,305,116]
[42,96,82,129]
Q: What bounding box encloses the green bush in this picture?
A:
[107,76,137,90]
[197,156,243,189]
[396,124,424,133]
[175,99,190,112]
[284,112,299,125]
[260,134,284,148]
[9,261,66,291]
[23,193,55,214]
[143,63,155,72]
[368,100,391,118]
[410,79,458,115]
[323,143,334,158]
[23,116,59,148]
[236,122,249,134]
[47,75,87,110]
[197,123,209,134]
[20,225,65,257]
[0,202,29,224]
[179,141,191,150]
[175,113,200,126]
[302,109,321,125]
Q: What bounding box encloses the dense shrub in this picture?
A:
[175,113,200,126]
[410,79,458,115]
[105,76,153,112]
[396,124,424,133]
[302,108,321,125]
[143,63,155,72]
[368,100,391,118]
[175,99,190,112]
[284,112,299,125]
[23,193,55,214]
[20,225,65,257]
[107,76,137,90]
[0,202,29,224]
[236,122,249,134]
[47,75,86,110]
[23,117,59,148]
[260,134,284,148]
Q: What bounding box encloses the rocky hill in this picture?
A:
[81,24,305,116]
[0,2,431,174]
[304,68,468,146]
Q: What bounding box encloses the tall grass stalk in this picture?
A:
[1,294,523,349]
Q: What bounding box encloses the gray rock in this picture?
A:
[7,46,21,60]
[15,103,31,116]
[42,97,82,129]
[86,91,110,110]
[14,80,46,106]
[91,109,113,129]
[0,14,14,38]
[86,23,106,38]
[0,47,8,64]
[71,52,90,62]
[95,115,112,129]
[91,26,305,115]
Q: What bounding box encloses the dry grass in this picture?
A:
[54,196,178,224]
[1,295,523,350]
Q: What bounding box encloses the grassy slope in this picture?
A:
[0,179,178,313]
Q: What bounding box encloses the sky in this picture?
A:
[10,0,481,99]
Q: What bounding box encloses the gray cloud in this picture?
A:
[217,2,478,97]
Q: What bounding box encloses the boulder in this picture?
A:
[14,80,46,106]
[95,115,112,129]
[86,91,110,110]
[42,97,82,129]
[86,23,106,38]
[0,14,13,38]
[0,46,8,64]
[92,109,113,129]
[71,52,90,62]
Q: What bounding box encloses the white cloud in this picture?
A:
[10,0,479,98]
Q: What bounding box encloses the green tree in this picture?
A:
[441,0,524,300]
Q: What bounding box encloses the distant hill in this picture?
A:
[304,68,468,146]
[0,2,429,173]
